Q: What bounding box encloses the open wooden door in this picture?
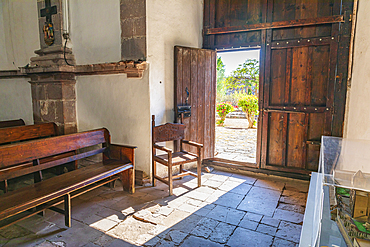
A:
[174,46,217,159]
[203,0,353,177]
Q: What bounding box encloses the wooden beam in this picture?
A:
[206,15,344,35]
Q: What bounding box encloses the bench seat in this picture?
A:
[0,160,132,223]
[0,128,136,229]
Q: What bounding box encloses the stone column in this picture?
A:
[26,0,77,134]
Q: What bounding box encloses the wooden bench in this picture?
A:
[0,122,76,193]
[0,119,25,128]
[0,128,136,229]
[0,122,58,145]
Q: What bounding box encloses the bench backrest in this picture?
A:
[0,119,25,129]
[0,122,58,145]
[0,128,111,182]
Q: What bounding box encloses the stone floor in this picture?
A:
[215,118,257,163]
[0,169,308,247]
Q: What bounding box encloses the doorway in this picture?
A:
[215,49,260,164]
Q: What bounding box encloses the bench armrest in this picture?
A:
[181,140,203,148]
[153,144,172,153]
[106,144,137,164]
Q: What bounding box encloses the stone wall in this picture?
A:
[120,0,146,61]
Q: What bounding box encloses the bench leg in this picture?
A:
[121,169,135,194]
[64,194,71,227]
[0,180,8,193]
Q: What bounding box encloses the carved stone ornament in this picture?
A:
[43,22,55,46]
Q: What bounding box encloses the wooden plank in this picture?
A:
[203,0,211,48]
[286,113,306,168]
[0,148,106,181]
[267,113,285,166]
[174,46,183,123]
[204,50,212,158]
[305,47,313,106]
[246,0,262,44]
[285,48,292,105]
[272,0,296,40]
[203,158,309,180]
[270,49,286,105]
[197,50,206,159]
[0,129,107,168]
[182,48,191,141]
[0,123,57,145]
[270,36,333,49]
[214,0,230,48]
[332,2,353,136]
[308,113,325,142]
[291,47,308,105]
[0,119,25,129]
[190,49,198,154]
[206,15,344,35]
[210,50,217,157]
[316,0,334,36]
[311,45,330,106]
[265,106,328,113]
[265,164,311,175]
[295,0,318,38]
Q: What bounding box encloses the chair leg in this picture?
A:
[168,162,173,196]
[152,160,156,187]
[197,150,202,187]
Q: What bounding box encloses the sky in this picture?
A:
[217,49,260,76]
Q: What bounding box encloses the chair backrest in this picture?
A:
[152,115,185,143]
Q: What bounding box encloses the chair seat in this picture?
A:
[155,151,198,165]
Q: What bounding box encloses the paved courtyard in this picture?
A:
[215,118,257,163]
[0,169,308,247]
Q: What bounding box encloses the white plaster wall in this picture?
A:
[69,0,121,65]
[147,0,203,124]
[0,78,33,124]
[344,1,370,140]
[0,0,39,70]
[76,72,151,175]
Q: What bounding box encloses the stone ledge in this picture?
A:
[0,61,147,79]
[0,70,28,79]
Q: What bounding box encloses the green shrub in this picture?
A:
[238,95,258,128]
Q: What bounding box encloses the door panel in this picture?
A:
[174,46,217,159]
[262,41,335,173]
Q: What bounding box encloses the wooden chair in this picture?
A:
[152,115,203,196]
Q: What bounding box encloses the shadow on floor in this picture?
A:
[0,169,308,247]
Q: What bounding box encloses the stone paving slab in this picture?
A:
[207,205,245,225]
[273,209,304,224]
[191,217,219,238]
[256,223,277,236]
[180,235,223,247]
[237,186,281,216]
[209,222,236,244]
[272,238,298,247]
[227,227,274,247]
[275,221,302,243]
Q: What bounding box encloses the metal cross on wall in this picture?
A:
[40,0,57,23]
